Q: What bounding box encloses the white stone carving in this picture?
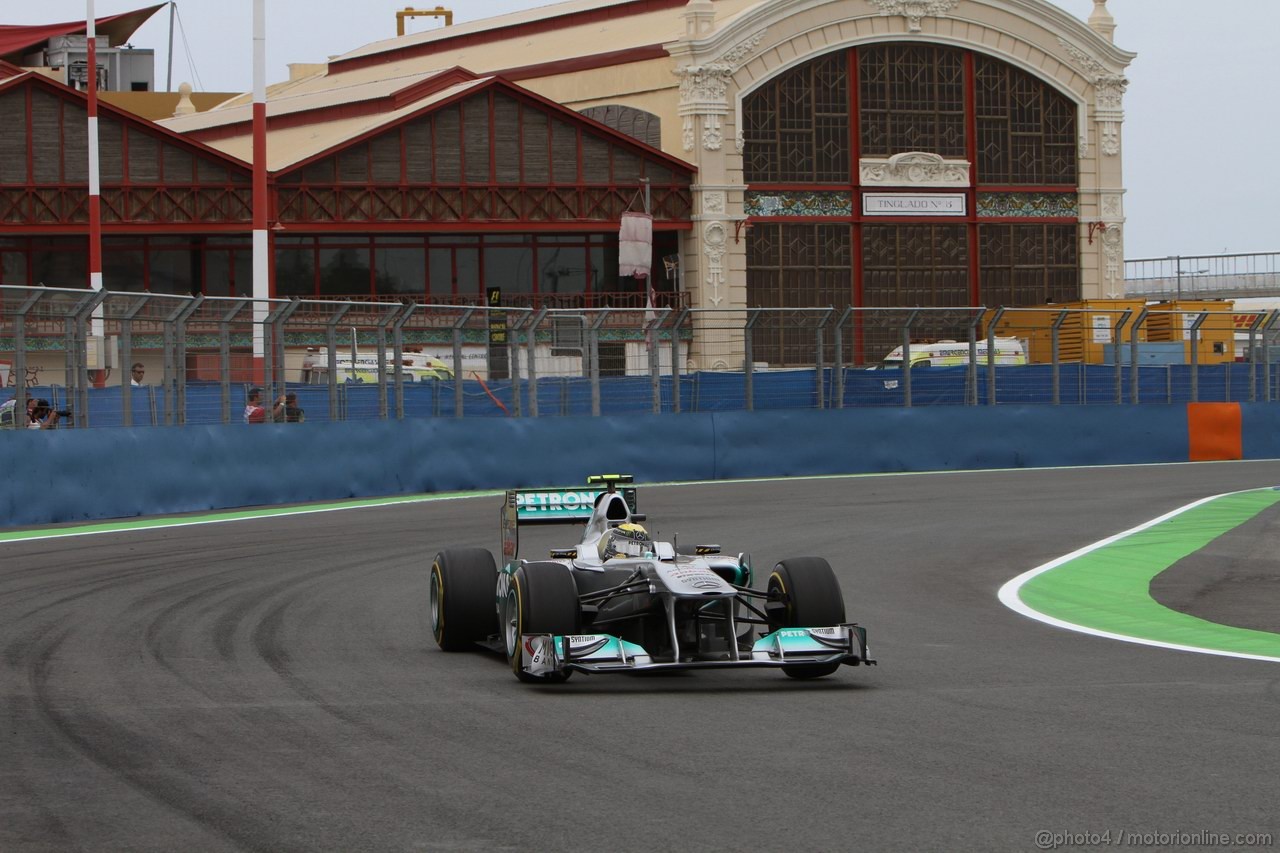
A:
[1100,223,1124,293]
[735,129,745,154]
[719,30,766,70]
[702,191,726,214]
[867,0,959,33]
[675,63,734,154]
[1101,194,1122,218]
[1057,36,1107,78]
[704,221,727,306]
[674,64,733,109]
[1058,37,1128,157]
[702,114,723,151]
[860,152,971,187]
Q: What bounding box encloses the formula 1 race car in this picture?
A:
[430,475,875,683]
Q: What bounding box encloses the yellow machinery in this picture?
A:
[397,6,453,35]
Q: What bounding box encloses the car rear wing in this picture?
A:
[500,475,640,561]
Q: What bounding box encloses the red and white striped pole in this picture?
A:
[85,1,105,386]
[251,0,268,380]
[86,2,104,338]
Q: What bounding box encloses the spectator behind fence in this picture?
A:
[243,388,268,424]
[0,397,65,430]
[274,392,305,423]
[130,363,145,386]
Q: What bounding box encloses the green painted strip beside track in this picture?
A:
[0,490,503,543]
[1019,488,1280,657]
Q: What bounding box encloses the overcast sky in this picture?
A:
[10,1,1278,259]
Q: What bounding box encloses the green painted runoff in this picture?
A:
[1019,488,1280,657]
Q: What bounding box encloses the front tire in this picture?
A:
[767,557,846,679]
[430,548,498,651]
[504,562,579,683]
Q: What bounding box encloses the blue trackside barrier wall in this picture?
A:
[6,404,1280,528]
[25,362,1280,429]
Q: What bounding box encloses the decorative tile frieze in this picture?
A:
[977,192,1079,218]
[745,190,854,217]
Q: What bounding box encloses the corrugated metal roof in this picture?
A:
[161,64,449,134]
[193,78,486,171]
[333,0,762,72]
[159,0,757,169]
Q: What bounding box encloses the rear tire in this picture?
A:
[430,549,498,651]
[767,557,846,679]
[504,562,579,683]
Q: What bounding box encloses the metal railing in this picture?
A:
[1125,252,1280,299]
[5,286,1280,428]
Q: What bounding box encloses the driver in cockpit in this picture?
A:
[598,523,653,560]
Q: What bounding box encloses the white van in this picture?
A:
[300,347,454,384]
[877,337,1028,369]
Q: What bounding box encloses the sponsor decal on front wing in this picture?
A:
[750,625,852,659]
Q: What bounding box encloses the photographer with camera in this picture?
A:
[0,397,68,430]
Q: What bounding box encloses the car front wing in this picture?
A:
[517,624,874,676]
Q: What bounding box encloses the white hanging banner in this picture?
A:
[619,211,653,279]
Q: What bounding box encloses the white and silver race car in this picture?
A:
[430,475,874,683]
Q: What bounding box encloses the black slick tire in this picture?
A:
[430,548,498,651]
[767,557,846,679]
[504,562,579,683]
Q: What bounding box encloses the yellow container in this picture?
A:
[984,300,1147,363]
[1145,301,1234,364]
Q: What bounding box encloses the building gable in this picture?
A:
[275,80,693,227]
[0,74,251,227]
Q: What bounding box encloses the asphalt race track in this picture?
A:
[4,463,1280,853]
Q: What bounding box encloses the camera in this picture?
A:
[55,409,72,418]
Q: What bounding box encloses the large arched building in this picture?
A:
[2,0,1134,370]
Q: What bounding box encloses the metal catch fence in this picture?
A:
[4,285,1280,428]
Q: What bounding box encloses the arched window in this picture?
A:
[578,105,662,149]
[742,44,1081,363]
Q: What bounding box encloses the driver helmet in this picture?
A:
[598,523,652,560]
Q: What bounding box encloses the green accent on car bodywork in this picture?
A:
[513,488,606,521]
[1017,488,1280,657]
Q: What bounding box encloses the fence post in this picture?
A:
[1112,309,1131,405]
[966,310,984,406]
[1050,309,1068,405]
[833,307,852,409]
[671,308,688,413]
[1188,311,1207,403]
[985,307,1004,406]
[11,289,45,422]
[392,301,417,420]
[118,295,146,426]
[648,308,667,414]
[814,308,833,409]
[744,309,760,412]
[1263,312,1280,402]
[901,309,918,408]
[261,300,299,420]
[375,303,402,421]
[526,307,547,417]
[322,303,352,423]
[69,289,108,428]
[588,310,609,417]
[173,295,204,425]
[1246,312,1266,403]
[219,299,249,424]
[452,308,474,418]
[1129,307,1148,405]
